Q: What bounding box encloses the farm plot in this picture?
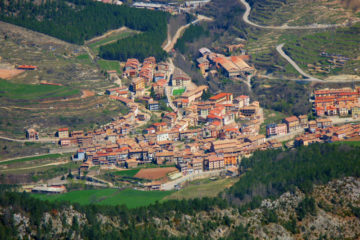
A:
[135,167,178,180]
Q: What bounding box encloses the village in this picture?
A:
[23,48,360,192]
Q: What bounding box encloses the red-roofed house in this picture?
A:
[209,93,233,104]
[58,128,69,138]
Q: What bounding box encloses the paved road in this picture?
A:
[276,43,324,82]
[239,0,342,30]
[163,15,213,52]
[165,59,179,113]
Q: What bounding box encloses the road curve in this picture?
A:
[276,43,323,82]
[239,0,342,30]
[163,15,213,52]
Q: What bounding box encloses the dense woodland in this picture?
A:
[227,143,360,211]
[0,0,168,61]
[175,25,209,54]
[252,77,312,115]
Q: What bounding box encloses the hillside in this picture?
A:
[0,21,128,137]
[1,144,360,239]
[283,23,360,79]
[246,0,360,26]
[0,0,168,61]
[1,177,359,239]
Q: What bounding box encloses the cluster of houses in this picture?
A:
[132,0,210,14]
[314,87,360,117]
[49,86,284,180]
[196,47,254,78]
[294,123,360,147]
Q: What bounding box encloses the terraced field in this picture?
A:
[283,23,360,78]
[247,0,360,26]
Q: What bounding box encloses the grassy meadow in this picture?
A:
[33,188,173,208]
[0,79,80,101]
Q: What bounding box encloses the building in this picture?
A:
[172,68,191,87]
[245,134,266,146]
[283,116,300,133]
[209,93,233,104]
[266,123,287,137]
[148,99,160,111]
[233,95,250,108]
[126,159,138,168]
[352,105,360,118]
[58,128,69,138]
[205,155,225,170]
[179,85,208,104]
[17,65,37,70]
[316,118,332,129]
[130,77,145,92]
[26,128,39,140]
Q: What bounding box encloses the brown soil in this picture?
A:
[135,167,178,180]
[0,69,24,79]
[81,90,95,98]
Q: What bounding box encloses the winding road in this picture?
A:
[276,43,324,82]
[163,15,213,52]
[239,0,342,30]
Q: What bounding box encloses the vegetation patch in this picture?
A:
[32,188,173,208]
[228,143,360,210]
[0,154,63,166]
[0,79,80,101]
[165,178,238,200]
[172,88,186,96]
[284,23,360,77]
[0,0,168,61]
[97,59,121,74]
[112,169,140,177]
[88,30,137,54]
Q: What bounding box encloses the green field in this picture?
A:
[33,188,172,208]
[172,88,186,96]
[112,169,140,177]
[0,153,64,166]
[88,30,136,54]
[0,79,80,100]
[335,141,360,147]
[98,59,121,73]
[164,177,238,200]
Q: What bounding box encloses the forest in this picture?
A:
[0,185,228,239]
[227,143,360,210]
[175,25,209,54]
[0,0,168,61]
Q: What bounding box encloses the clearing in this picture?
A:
[164,177,238,200]
[0,79,80,101]
[0,69,24,79]
[86,28,138,55]
[32,188,173,208]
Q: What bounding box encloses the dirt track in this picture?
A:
[85,26,128,44]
